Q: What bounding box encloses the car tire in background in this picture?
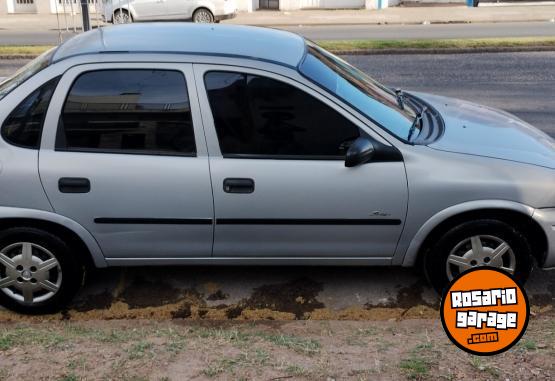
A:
[423,219,533,293]
[113,9,133,24]
[193,8,215,23]
[0,227,85,314]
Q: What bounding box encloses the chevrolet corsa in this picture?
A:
[0,24,554,314]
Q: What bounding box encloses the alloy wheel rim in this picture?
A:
[114,12,130,24]
[194,10,212,23]
[0,242,62,304]
[446,235,516,281]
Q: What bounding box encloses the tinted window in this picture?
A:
[57,70,195,155]
[1,76,60,149]
[204,72,359,158]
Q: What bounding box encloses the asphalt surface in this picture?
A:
[0,52,553,317]
[283,21,555,41]
[0,21,554,45]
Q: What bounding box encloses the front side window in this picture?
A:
[299,41,416,141]
[204,71,359,158]
[57,69,196,156]
[1,76,60,149]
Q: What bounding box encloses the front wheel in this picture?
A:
[424,219,532,293]
[113,9,132,24]
[0,227,85,314]
[192,8,214,23]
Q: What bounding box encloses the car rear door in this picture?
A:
[39,63,214,262]
[194,65,408,262]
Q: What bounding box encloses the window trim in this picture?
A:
[203,69,361,161]
[1,76,61,150]
[55,68,198,158]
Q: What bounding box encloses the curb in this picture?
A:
[1,46,554,60]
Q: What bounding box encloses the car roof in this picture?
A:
[52,23,307,68]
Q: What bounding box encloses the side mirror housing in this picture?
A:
[345,137,375,167]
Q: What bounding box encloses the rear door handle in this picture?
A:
[223,178,255,194]
[58,177,91,193]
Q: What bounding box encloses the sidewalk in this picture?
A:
[0,5,554,31]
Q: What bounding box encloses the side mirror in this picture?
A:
[345,137,375,167]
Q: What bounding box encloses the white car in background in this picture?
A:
[103,0,237,24]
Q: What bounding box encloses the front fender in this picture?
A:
[398,200,535,267]
[0,207,107,267]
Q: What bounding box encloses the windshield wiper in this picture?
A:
[394,88,405,110]
[407,106,427,142]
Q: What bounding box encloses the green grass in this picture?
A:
[0,327,66,350]
[256,333,321,355]
[0,45,54,55]
[1,36,554,57]
[318,37,555,52]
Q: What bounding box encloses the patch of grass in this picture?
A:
[400,358,430,380]
[257,333,321,355]
[127,341,154,360]
[470,357,500,378]
[519,339,537,351]
[284,364,308,377]
[0,45,54,55]
[203,349,270,378]
[399,342,439,380]
[0,327,66,350]
[318,37,555,52]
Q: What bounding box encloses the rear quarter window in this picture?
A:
[1,76,60,149]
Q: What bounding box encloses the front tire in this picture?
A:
[113,9,132,24]
[423,219,532,293]
[0,227,85,314]
[192,8,214,23]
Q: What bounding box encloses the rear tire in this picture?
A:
[192,8,214,23]
[0,227,85,314]
[423,219,532,294]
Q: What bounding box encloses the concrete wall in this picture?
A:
[0,0,8,14]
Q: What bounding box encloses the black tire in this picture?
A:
[0,227,85,314]
[423,219,532,294]
[192,8,214,23]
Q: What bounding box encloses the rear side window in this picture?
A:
[1,76,60,149]
[57,69,196,156]
[204,71,360,158]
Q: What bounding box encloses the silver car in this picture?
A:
[103,0,237,24]
[0,24,554,314]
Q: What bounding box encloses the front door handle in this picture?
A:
[59,177,91,193]
[223,178,255,194]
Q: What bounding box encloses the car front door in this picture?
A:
[195,65,408,262]
[39,63,214,262]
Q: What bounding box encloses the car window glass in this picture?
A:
[57,69,196,156]
[1,76,60,149]
[204,71,360,158]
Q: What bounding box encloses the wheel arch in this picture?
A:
[0,207,106,268]
[401,200,547,268]
[193,6,215,18]
[113,6,134,21]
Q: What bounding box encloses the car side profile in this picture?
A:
[103,0,237,24]
[0,24,554,314]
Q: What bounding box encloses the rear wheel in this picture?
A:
[193,8,214,23]
[0,227,85,314]
[423,219,532,293]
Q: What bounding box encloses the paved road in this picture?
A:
[0,21,554,45]
[283,21,555,41]
[0,52,553,318]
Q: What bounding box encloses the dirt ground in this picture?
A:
[0,315,553,381]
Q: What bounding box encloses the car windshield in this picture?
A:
[299,41,417,140]
[0,47,56,101]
